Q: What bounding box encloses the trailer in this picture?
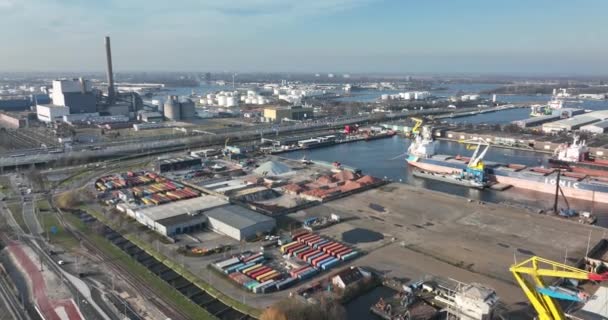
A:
[215,257,240,270]
[242,264,263,274]
[323,243,343,253]
[275,277,297,291]
[280,242,299,254]
[290,266,311,278]
[291,231,309,240]
[313,239,330,249]
[286,243,306,255]
[298,234,318,243]
[250,267,273,279]
[298,268,318,280]
[312,253,331,266]
[332,247,350,257]
[341,251,359,261]
[335,248,352,259]
[302,250,322,261]
[258,271,280,282]
[307,252,325,264]
[224,262,245,274]
[315,256,335,268]
[297,248,316,260]
[255,270,276,281]
[302,235,321,245]
[308,238,325,246]
[292,246,311,257]
[321,259,340,270]
[235,262,256,273]
[327,244,347,254]
[317,241,337,251]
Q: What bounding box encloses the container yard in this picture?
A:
[212,230,359,294]
[96,170,200,206]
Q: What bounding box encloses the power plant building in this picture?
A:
[36,104,70,123]
[51,79,97,114]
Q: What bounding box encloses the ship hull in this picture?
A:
[549,159,608,177]
[407,158,608,203]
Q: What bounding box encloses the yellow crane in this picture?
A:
[409,117,423,137]
[510,256,608,320]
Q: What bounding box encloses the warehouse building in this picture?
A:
[581,120,608,134]
[205,205,276,241]
[155,156,202,173]
[132,195,276,240]
[134,195,228,236]
[263,105,313,122]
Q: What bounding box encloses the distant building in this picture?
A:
[0,112,29,129]
[36,104,70,123]
[263,105,313,122]
[51,78,97,114]
[139,111,164,123]
[155,156,202,173]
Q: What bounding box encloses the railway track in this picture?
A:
[55,210,194,320]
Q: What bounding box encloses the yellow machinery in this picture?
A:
[510,256,608,320]
[409,117,423,137]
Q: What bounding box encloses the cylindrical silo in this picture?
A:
[180,98,196,119]
[163,95,180,120]
[218,95,227,106]
[226,96,237,107]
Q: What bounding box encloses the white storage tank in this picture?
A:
[226,96,238,107]
[218,95,227,106]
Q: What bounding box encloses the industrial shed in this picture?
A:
[134,195,228,237]
[205,205,276,241]
[581,120,608,134]
[542,115,600,133]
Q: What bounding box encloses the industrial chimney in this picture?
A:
[105,36,115,104]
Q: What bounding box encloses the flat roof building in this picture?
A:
[581,120,608,134]
[132,195,275,240]
[134,195,228,236]
[36,104,70,123]
[205,205,276,241]
[263,105,313,122]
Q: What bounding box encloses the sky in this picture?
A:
[0,0,607,75]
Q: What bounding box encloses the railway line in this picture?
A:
[53,208,193,320]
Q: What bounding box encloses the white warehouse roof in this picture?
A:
[136,195,228,222]
[205,205,275,230]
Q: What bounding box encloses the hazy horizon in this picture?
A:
[1,0,607,75]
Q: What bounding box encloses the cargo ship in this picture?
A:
[406,128,608,203]
[549,135,608,177]
[365,130,396,141]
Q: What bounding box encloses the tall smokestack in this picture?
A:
[105,36,115,104]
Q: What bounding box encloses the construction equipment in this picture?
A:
[510,256,608,320]
[410,117,423,137]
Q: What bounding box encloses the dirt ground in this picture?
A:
[301,183,606,306]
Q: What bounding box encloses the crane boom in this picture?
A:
[510,256,608,320]
[410,117,423,136]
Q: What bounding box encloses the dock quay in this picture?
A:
[432,104,527,120]
[432,126,608,158]
[300,182,608,311]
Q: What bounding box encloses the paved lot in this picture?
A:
[304,183,606,306]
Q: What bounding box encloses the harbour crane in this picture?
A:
[410,117,424,137]
[467,138,490,171]
[510,256,608,320]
